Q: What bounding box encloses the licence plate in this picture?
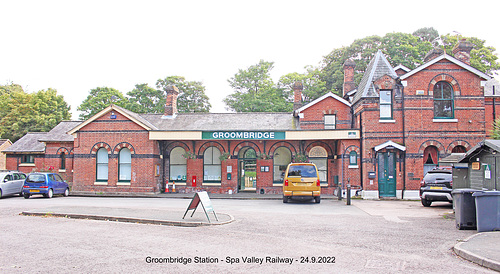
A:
[29,189,40,193]
[430,186,443,190]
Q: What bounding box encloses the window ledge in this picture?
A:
[203,182,221,186]
[94,181,108,185]
[433,119,458,123]
[59,169,66,173]
[348,165,359,169]
[117,182,131,186]
[379,120,396,123]
[171,182,187,186]
[19,163,35,167]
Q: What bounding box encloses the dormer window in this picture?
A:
[324,115,336,129]
[380,90,392,119]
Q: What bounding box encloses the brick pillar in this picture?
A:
[293,82,303,111]
[164,85,179,116]
[343,59,356,97]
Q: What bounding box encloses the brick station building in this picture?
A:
[4,39,499,199]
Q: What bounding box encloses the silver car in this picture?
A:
[0,171,26,198]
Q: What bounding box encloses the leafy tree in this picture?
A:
[125,84,165,113]
[156,76,211,113]
[224,60,292,112]
[278,66,327,103]
[0,84,71,142]
[317,28,498,95]
[492,118,500,140]
[77,87,127,120]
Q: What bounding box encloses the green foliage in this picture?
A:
[224,60,293,112]
[440,34,500,75]
[0,84,71,142]
[156,76,211,113]
[77,87,128,120]
[125,84,165,114]
[412,27,439,42]
[492,118,500,140]
[278,66,326,103]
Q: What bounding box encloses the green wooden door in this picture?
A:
[378,152,396,197]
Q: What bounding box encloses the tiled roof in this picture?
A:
[39,121,82,142]
[352,50,398,104]
[3,133,47,153]
[140,112,297,131]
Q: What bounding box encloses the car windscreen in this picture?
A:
[287,165,317,178]
[423,172,452,183]
[26,174,46,183]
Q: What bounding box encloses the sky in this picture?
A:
[1,0,499,119]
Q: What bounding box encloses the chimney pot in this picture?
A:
[164,85,179,116]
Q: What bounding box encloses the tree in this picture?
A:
[278,66,327,103]
[0,84,71,142]
[125,84,165,114]
[224,60,292,112]
[156,76,211,113]
[318,28,499,96]
[77,87,127,120]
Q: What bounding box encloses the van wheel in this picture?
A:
[24,193,30,199]
[283,196,288,203]
[421,199,432,207]
[315,196,321,203]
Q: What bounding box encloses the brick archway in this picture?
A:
[56,147,70,155]
[90,142,112,155]
[418,140,445,156]
[232,141,261,158]
[198,141,226,156]
[305,141,334,156]
[165,141,191,155]
[113,142,136,155]
[428,73,461,96]
[446,140,471,154]
[267,141,297,156]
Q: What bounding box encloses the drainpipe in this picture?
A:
[398,78,406,200]
[359,110,363,190]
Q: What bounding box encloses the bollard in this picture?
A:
[347,184,351,204]
[337,183,342,201]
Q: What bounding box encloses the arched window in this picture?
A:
[119,148,131,182]
[452,145,466,153]
[60,152,66,170]
[349,151,358,166]
[96,148,108,181]
[308,146,328,185]
[434,81,454,118]
[170,147,187,181]
[203,147,221,183]
[273,147,292,184]
[423,146,439,175]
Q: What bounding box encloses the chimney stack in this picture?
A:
[343,59,356,97]
[293,82,303,111]
[452,38,474,65]
[423,48,445,63]
[164,85,179,116]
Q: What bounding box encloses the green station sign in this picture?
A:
[202,131,285,140]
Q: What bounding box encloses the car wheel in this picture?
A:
[421,198,432,207]
[283,196,288,203]
[19,191,24,197]
[64,188,69,197]
[0,189,2,199]
[24,193,30,199]
[315,196,321,203]
[46,189,53,199]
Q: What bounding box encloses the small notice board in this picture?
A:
[182,191,218,223]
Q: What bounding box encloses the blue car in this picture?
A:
[23,173,70,199]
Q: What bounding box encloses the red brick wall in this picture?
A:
[72,110,161,193]
[299,96,352,130]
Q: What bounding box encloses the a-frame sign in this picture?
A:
[182,191,218,223]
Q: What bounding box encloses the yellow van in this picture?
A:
[282,163,321,203]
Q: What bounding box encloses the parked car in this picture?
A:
[420,169,453,207]
[23,173,69,199]
[0,171,26,198]
[282,163,321,203]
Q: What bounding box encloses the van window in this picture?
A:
[287,165,317,178]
